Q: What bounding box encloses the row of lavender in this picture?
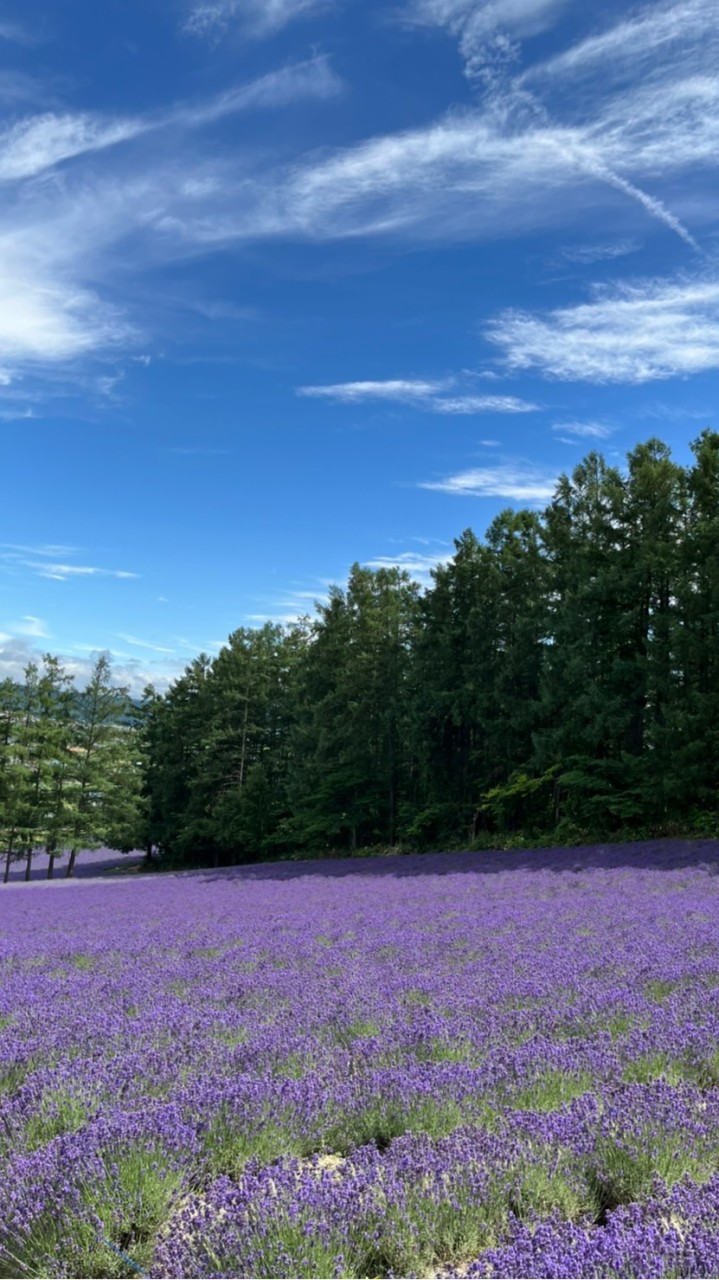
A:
[3,843,719,1277]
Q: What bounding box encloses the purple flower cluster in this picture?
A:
[2,840,719,1277]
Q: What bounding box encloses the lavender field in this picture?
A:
[4,843,719,1278]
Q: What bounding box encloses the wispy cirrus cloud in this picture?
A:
[184,0,333,39]
[0,614,49,643]
[0,112,140,183]
[420,459,558,502]
[163,0,702,254]
[181,84,707,250]
[0,544,139,582]
[27,562,139,582]
[1,542,79,558]
[116,633,176,655]
[0,59,340,376]
[560,240,639,265]
[297,379,538,413]
[298,378,451,403]
[364,548,452,585]
[406,0,569,82]
[434,394,538,414]
[522,0,718,93]
[551,421,613,440]
[486,277,719,384]
[0,17,32,43]
[0,0,713,406]
[0,59,341,185]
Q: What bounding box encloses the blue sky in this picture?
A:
[1,0,717,690]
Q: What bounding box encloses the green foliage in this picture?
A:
[510,1070,593,1112]
[0,1143,187,1280]
[23,1089,91,1151]
[479,766,559,834]
[587,1131,716,1217]
[322,1095,465,1155]
[0,654,144,882]
[7,434,719,871]
[201,1109,305,1179]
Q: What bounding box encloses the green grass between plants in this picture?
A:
[623,1052,686,1086]
[510,1070,594,1112]
[0,1143,188,1280]
[23,1089,91,1152]
[586,1128,719,1220]
[200,1108,307,1179]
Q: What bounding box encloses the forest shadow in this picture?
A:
[184,838,719,886]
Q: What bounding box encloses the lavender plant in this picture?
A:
[3,840,719,1276]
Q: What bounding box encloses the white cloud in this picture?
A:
[420,460,558,502]
[0,546,139,582]
[433,394,538,414]
[365,549,452,585]
[551,421,612,439]
[32,563,139,582]
[407,0,569,81]
[486,277,719,384]
[184,0,332,39]
[0,60,340,375]
[0,406,36,420]
[245,581,331,625]
[0,542,79,558]
[116,633,176,654]
[0,265,132,365]
[560,240,639,265]
[0,635,183,694]
[161,0,707,252]
[0,0,713,400]
[0,113,140,183]
[523,0,718,92]
[298,379,451,403]
[191,82,706,250]
[0,60,340,186]
[297,380,538,413]
[0,615,50,639]
[174,57,342,124]
[0,18,31,43]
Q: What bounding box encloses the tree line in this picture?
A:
[141,432,719,865]
[3,432,719,877]
[0,656,143,880]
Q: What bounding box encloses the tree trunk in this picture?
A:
[3,849,11,884]
[47,852,55,880]
[66,848,78,878]
[24,848,32,881]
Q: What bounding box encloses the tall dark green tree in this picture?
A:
[534,452,636,831]
[673,430,719,819]
[290,566,419,851]
[65,656,142,877]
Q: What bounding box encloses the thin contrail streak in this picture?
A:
[568,146,702,253]
[501,81,702,253]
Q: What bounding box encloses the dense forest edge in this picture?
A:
[3,432,719,880]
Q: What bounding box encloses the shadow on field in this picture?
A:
[4,848,145,883]
[188,838,719,886]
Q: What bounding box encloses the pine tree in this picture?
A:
[65,656,141,877]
